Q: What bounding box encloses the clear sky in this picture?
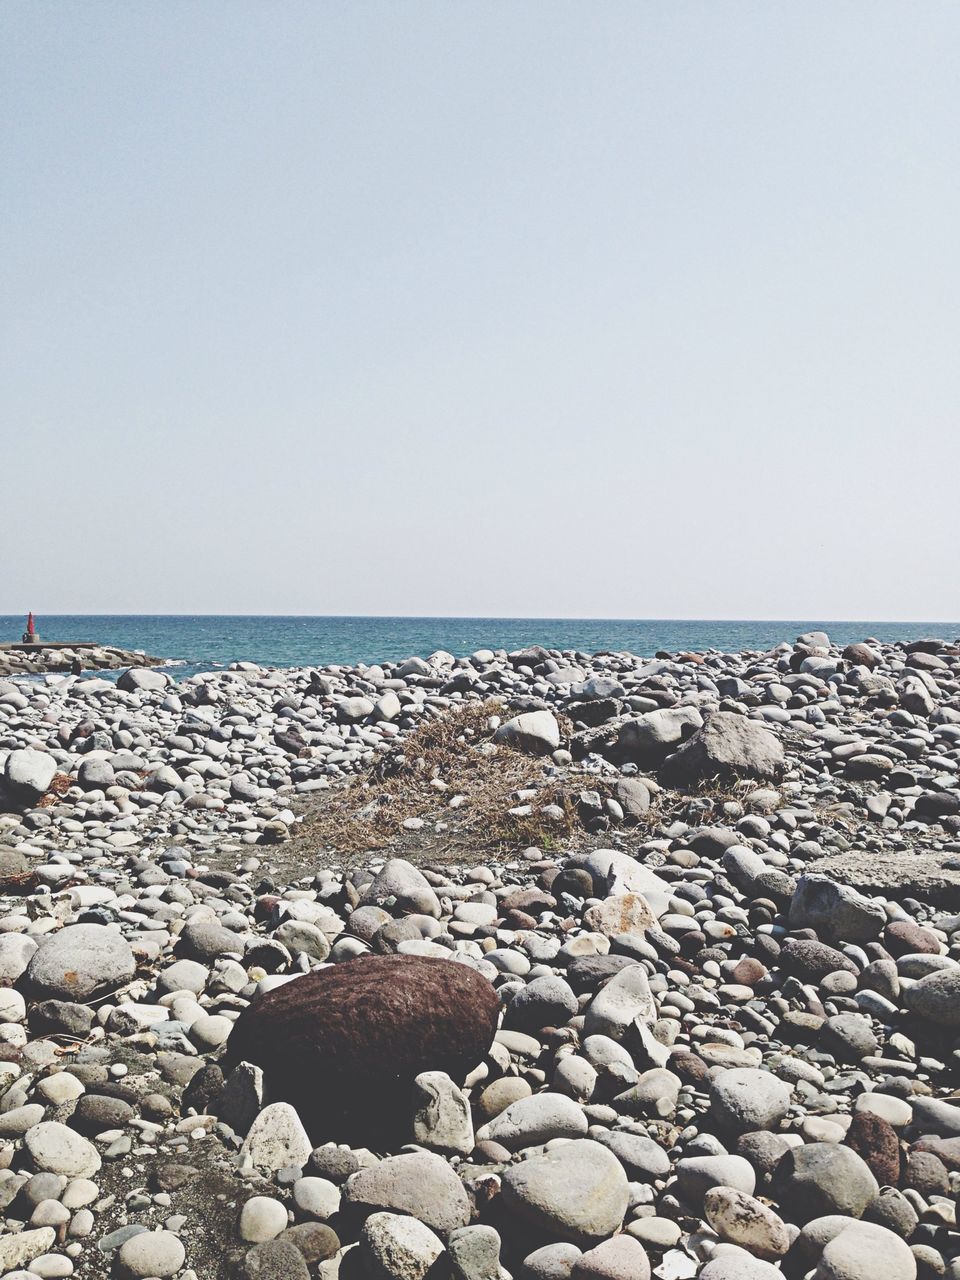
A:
[3,3,958,618]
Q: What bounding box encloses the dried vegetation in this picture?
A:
[298,699,591,859]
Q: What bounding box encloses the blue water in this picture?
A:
[2,616,958,682]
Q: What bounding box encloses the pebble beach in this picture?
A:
[0,630,959,1280]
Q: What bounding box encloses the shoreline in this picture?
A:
[4,615,959,677]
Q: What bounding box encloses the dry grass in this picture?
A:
[36,773,74,806]
[299,699,593,859]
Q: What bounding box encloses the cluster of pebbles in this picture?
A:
[0,632,957,1279]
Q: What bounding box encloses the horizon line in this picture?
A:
[1,613,959,626]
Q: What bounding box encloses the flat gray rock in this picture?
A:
[661,711,785,783]
[24,924,135,1002]
[24,1121,101,1178]
[475,1093,587,1150]
[501,1139,629,1240]
[343,1151,471,1237]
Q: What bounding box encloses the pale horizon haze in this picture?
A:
[3,3,958,620]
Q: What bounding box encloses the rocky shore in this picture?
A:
[0,632,958,1279]
[0,647,163,679]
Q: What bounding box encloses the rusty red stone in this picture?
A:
[224,953,500,1143]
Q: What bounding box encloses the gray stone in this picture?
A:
[98,1225,149,1255]
[179,920,246,961]
[613,778,651,821]
[771,1142,879,1223]
[863,1188,920,1238]
[116,1229,186,1277]
[448,1225,502,1280]
[594,1130,670,1181]
[217,1062,266,1136]
[240,1103,311,1173]
[616,707,704,765]
[582,965,656,1039]
[476,1092,588,1150]
[374,691,402,722]
[0,1103,44,1137]
[292,1177,340,1221]
[901,966,960,1028]
[576,677,626,701]
[821,1013,879,1062]
[0,933,38,984]
[77,757,116,790]
[157,957,209,994]
[568,851,672,918]
[0,1228,57,1274]
[239,1240,310,1280]
[736,1131,794,1185]
[583,894,656,938]
[722,846,796,905]
[117,666,169,693]
[710,1067,792,1134]
[553,1054,599,1103]
[360,1212,445,1280]
[703,1186,790,1260]
[71,1093,134,1135]
[522,1243,583,1280]
[699,1248,783,1280]
[240,1195,289,1243]
[275,920,331,962]
[494,711,561,755]
[501,1139,629,1240]
[4,747,57,797]
[789,874,886,945]
[910,1095,960,1137]
[661,711,785,783]
[343,1151,471,1237]
[338,695,375,721]
[899,675,935,716]
[612,1067,681,1119]
[506,975,578,1032]
[570,1236,651,1280]
[189,1011,233,1051]
[361,859,442,917]
[816,1219,918,1280]
[24,923,136,1002]
[412,1071,474,1156]
[675,1154,756,1206]
[24,1122,101,1178]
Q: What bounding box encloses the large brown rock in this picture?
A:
[223,955,499,1143]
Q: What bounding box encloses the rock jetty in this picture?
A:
[0,644,164,678]
[0,632,957,1277]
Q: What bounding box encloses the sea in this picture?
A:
[2,616,958,683]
